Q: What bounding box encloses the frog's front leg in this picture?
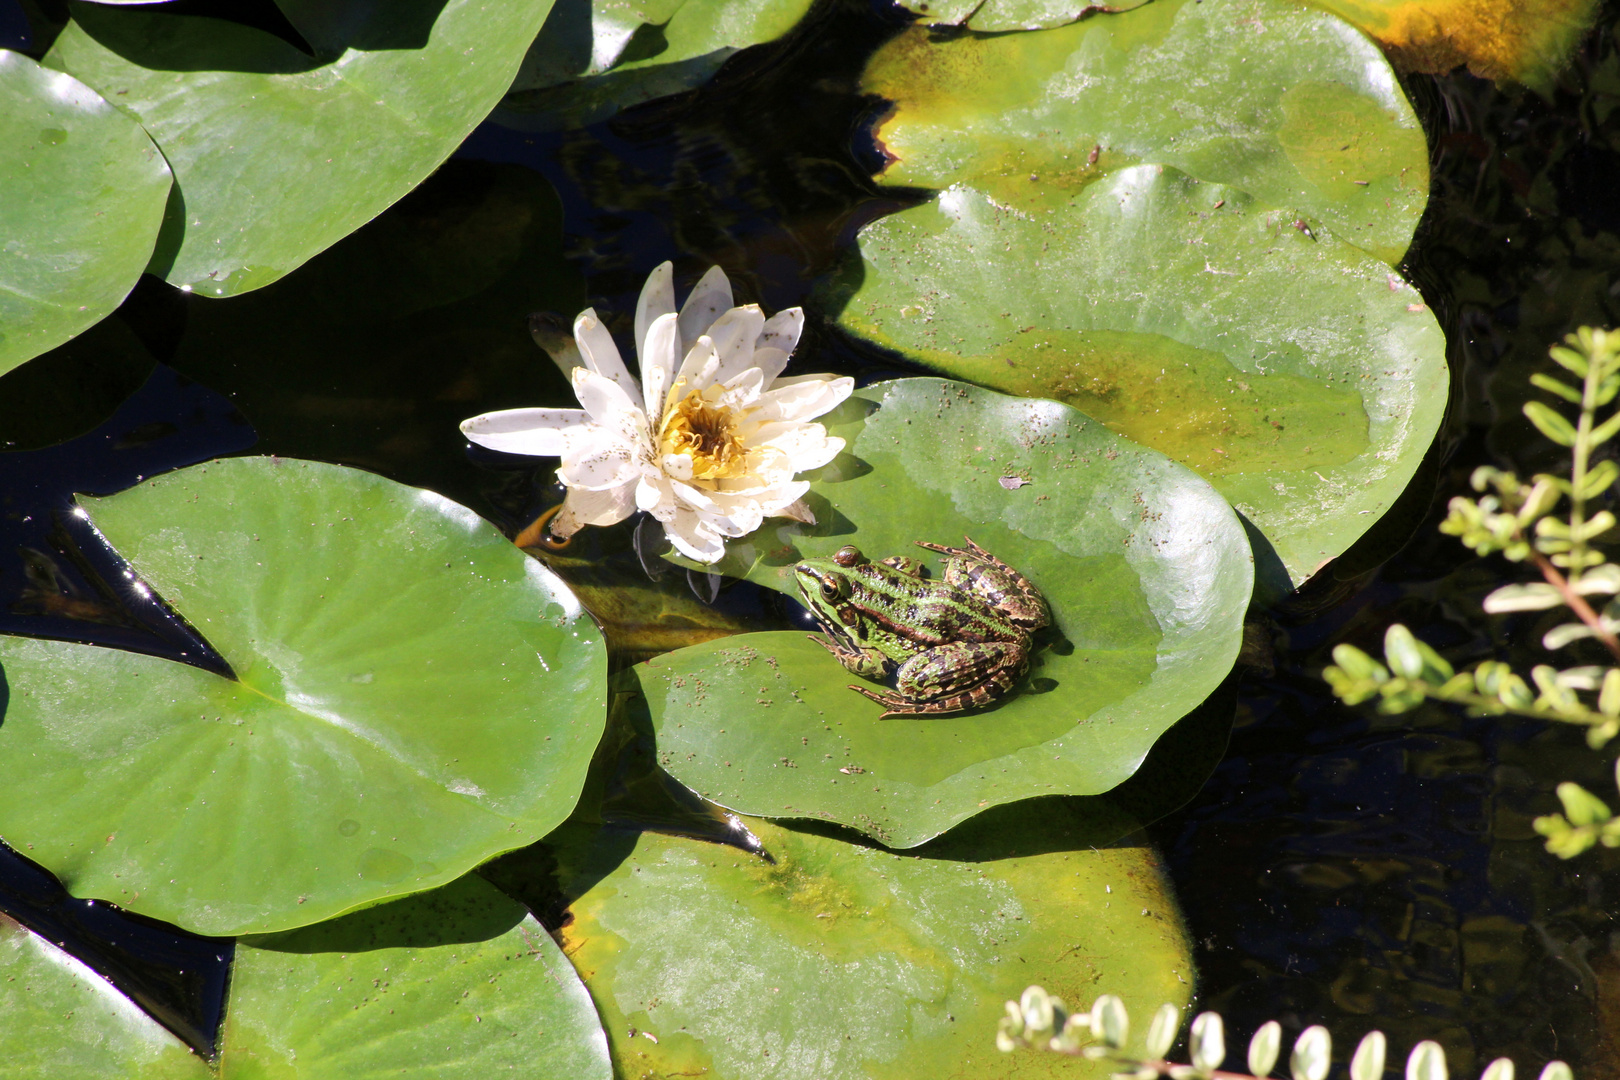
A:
[807,632,893,681]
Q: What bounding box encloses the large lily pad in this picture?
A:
[0,877,611,1079]
[642,379,1251,847]
[497,817,1192,1080]
[0,457,607,935]
[0,49,169,377]
[500,0,814,129]
[830,167,1446,596]
[44,0,554,297]
[866,0,1429,266]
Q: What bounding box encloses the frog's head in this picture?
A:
[794,545,867,622]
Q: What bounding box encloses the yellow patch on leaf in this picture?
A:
[1307,0,1602,90]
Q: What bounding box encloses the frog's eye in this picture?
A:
[833,545,863,567]
[819,577,848,603]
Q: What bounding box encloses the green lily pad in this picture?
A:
[0,457,607,936]
[226,874,610,1079]
[490,816,1192,1080]
[865,0,1429,266]
[44,0,554,297]
[0,49,170,377]
[499,0,814,129]
[0,877,611,1079]
[829,167,1446,597]
[644,378,1251,847]
[0,913,202,1080]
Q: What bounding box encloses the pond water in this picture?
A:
[1,0,1618,1074]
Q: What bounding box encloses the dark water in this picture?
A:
[1,0,1618,1072]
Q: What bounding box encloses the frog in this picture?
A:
[793,537,1049,718]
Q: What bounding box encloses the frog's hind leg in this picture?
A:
[854,660,1025,718]
[915,536,1049,630]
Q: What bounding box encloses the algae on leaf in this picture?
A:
[536,817,1192,1080]
[833,168,1445,596]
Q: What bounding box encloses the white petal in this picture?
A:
[753,375,853,424]
[677,266,734,352]
[703,492,763,536]
[554,482,637,535]
[717,366,765,410]
[669,336,719,398]
[635,262,676,356]
[460,408,587,457]
[661,452,695,482]
[574,310,640,402]
[775,495,816,524]
[640,312,680,420]
[705,305,766,385]
[558,442,640,490]
[670,478,718,513]
[750,346,791,386]
[756,307,803,358]
[572,367,643,426]
[665,509,725,563]
[636,474,677,519]
[762,426,844,471]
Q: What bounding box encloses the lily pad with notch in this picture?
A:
[0,456,607,936]
[828,165,1447,599]
[642,378,1251,847]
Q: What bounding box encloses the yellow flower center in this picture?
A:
[659,388,751,481]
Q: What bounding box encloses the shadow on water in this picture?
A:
[0,838,232,1060]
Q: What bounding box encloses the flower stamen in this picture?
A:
[660,388,751,481]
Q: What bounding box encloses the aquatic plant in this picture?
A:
[1325,327,1620,858]
[997,986,1575,1080]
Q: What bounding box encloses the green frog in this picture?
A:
[793,537,1049,718]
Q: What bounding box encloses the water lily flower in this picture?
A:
[461,262,853,563]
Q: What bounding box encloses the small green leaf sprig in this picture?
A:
[1324,328,1620,857]
[996,986,1573,1080]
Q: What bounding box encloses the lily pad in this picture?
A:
[0,49,170,377]
[0,913,201,1080]
[500,0,814,129]
[0,457,607,935]
[495,816,1192,1080]
[830,167,1446,596]
[44,0,554,296]
[0,876,611,1079]
[865,0,1429,265]
[643,378,1251,847]
[225,874,610,1079]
